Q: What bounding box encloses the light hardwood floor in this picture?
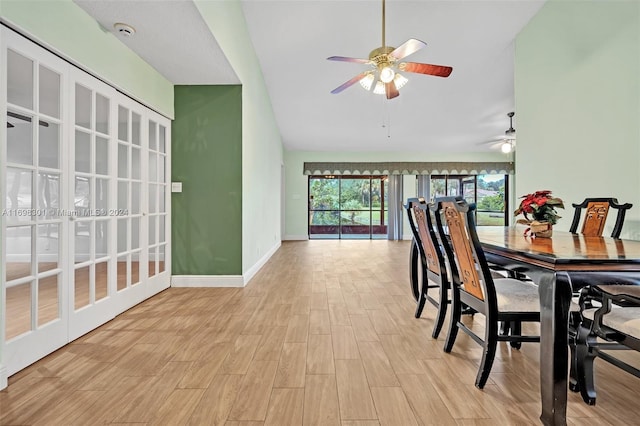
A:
[1,240,639,425]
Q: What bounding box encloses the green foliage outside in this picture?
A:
[309,175,506,227]
[309,177,386,225]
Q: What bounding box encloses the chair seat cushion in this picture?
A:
[494,278,540,312]
[583,307,640,337]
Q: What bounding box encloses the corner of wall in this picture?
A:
[243,240,281,285]
[0,364,7,390]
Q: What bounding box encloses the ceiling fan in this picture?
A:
[481,112,516,153]
[327,0,453,100]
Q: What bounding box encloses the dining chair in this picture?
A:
[569,198,632,239]
[567,197,632,392]
[431,197,541,389]
[404,197,453,338]
[573,283,640,405]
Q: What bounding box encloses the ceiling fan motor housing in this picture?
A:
[369,46,396,69]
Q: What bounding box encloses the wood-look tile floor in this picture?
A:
[1,240,639,425]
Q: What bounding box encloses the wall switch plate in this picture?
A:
[171,182,183,193]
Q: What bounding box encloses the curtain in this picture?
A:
[387,175,403,240]
[416,175,430,201]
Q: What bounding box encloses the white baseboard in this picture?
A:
[283,235,308,241]
[171,241,282,288]
[171,275,245,287]
[243,241,281,285]
[0,364,7,390]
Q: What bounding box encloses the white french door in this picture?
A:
[1,28,70,375]
[1,27,171,377]
[68,68,118,340]
[146,114,170,296]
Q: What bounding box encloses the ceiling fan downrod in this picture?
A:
[382,0,386,49]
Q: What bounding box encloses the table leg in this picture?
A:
[538,272,572,426]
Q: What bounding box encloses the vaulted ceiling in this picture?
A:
[74,0,546,153]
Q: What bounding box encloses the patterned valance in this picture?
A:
[303,161,514,176]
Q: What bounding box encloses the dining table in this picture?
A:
[476,226,640,426]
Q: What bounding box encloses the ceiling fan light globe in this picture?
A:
[373,81,386,95]
[394,73,408,89]
[380,66,395,83]
[501,142,513,153]
[359,73,375,91]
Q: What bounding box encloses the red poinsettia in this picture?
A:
[514,190,564,225]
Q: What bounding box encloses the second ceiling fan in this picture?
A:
[328,0,453,99]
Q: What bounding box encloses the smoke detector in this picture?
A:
[113,23,136,37]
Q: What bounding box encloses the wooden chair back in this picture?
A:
[440,199,484,301]
[405,198,440,275]
[432,197,497,306]
[569,198,632,239]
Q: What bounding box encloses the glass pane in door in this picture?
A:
[95,93,109,134]
[7,111,33,165]
[75,131,91,173]
[95,261,109,301]
[118,106,129,141]
[6,282,32,340]
[39,121,60,169]
[75,221,91,264]
[7,49,34,109]
[6,168,33,223]
[37,274,59,326]
[5,226,33,282]
[74,266,91,309]
[37,223,59,272]
[117,255,127,291]
[39,64,60,118]
[75,84,91,129]
[158,244,166,273]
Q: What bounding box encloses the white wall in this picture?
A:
[194,1,284,279]
[515,0,640,239]
[284,150,508,239]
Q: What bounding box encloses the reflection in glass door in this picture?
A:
[3,34,68,374]
[115,99,146,310]
[147,119,168,290]
[69,69,117,340]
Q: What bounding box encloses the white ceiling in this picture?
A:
[74,0,546,153]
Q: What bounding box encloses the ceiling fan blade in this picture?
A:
[385,81,399,99]
[402,62,453,77]
[331,72,369,94]
[389,38,427,60]
[327,56,371,64]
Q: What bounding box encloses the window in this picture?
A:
[430,174,508,226]
[308,175,388,239]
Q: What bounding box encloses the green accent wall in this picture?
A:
[172,85,242,275]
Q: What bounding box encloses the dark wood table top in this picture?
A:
[476,226,640,272]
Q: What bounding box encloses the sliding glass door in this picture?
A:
[430,174,508,226]
[308,175,387,239]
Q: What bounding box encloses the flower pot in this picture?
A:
[530,220,552,238]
